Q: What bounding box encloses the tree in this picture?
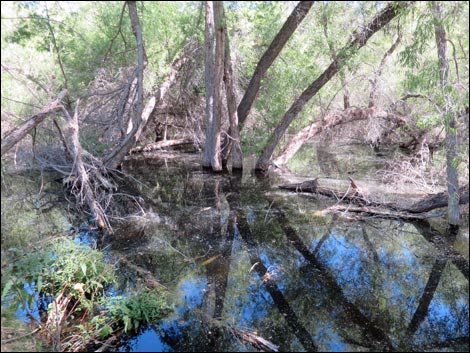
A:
[103,1,150,169]
[221,4,243,170]
[237,1,314,127]
[202,1,224,171]
[431,2,460,227]
[255,1,409,172]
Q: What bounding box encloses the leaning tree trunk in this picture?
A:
[432,1,460,227]
[103,1,148,169]
[237,1,314,127]
[256,1,409,172]
[1,90,67,156]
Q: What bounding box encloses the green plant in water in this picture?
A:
[2,236,170,351]
[106,290,170,333]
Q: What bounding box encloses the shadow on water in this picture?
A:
[106,151,468,352]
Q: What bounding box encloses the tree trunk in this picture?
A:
[431,1,460,226]
[1,90,67,156]
[103,1,148,169]
[256,2,408,172]
[237,1,314,127]
[221,5,243,170]
[65,102,111,233]
[210,1,225,171]
[202,1,216,168]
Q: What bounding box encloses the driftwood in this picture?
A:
[1,90,67,156]
[279,178,469,219]
[130,138,194,154]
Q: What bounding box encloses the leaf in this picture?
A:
[80,263,87,277]
[1,279,14,301]
[37,276,43,294]
[99,324,112,338]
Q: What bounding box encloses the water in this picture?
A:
[104,149,469,352]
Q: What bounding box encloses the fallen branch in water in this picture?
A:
[324,205,445,220]
[231,327,279,352]
[130,138,194,153]
[280,178,469,220]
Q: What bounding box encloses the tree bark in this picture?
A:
[202,1,216,168]
[256,1,409,172]
[1,90,67,156]
[407,183,469,213]
[237,1,314,127]
[221,5,243,170]
[210,1,224,171]
[431,2,460,226]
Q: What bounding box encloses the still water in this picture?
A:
[100,148,469,352]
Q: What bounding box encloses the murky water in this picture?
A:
[101,149,470,352]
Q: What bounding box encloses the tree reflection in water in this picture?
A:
[116,154,468,352]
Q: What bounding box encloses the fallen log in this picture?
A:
[279,178,469,218]
[406,184,469,213]
[324,205,445,221]
[1,90,67,156]
[279,177,389,209]
[130,138,194,153]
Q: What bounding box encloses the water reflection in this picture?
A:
[110,152,468,352]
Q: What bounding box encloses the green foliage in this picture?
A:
[106,290,169,333]
[2,238,115,305]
